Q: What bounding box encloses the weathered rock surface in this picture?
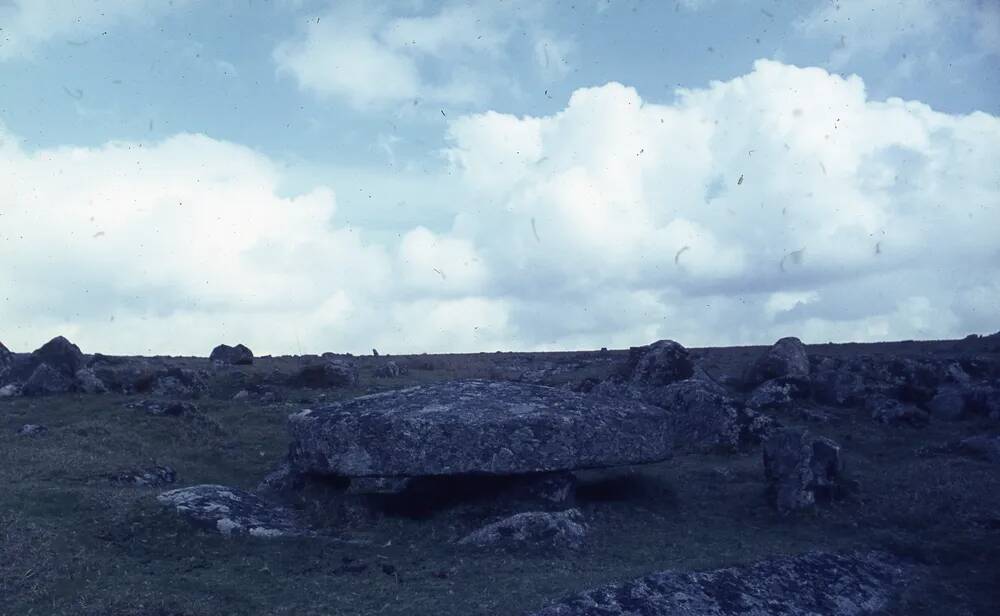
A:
[288,380,674,477]
[210,343,254,365]
[74,368,108,394]
[458,509,586,550]
[528,550,908,616]
[158,484,308,538]
[288,360,359,389]
[763,428,851,513]
[625,340,694,387]
[30,336,84,376]
[647,379,777,452]
[22,362,74,396]
[374,360,405,378]
[744,336,810,387]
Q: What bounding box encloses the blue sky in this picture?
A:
[1,0,998,355]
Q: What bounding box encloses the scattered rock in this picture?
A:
[150,368,207,399]
[289,380,674,477]
[926,386,966,421]
[0,383,21,398]
[528,550,908,616]
[958,434,1000,463]
[744,336,810,387]
[30,336,84,376]
[288,360,359,389]
[763,428,852,513]
[865,394,928,426]
[22,362,74,396]
[158,484,309,538]
[374,360,405,378]
[17,424,47,436]
[74,368,108,394]
[645,378,777,452]
[625,339,694,387]
[810,367,867,407]
[458,509,586,550]
[210,344,254,366]
[746,378,794,411]
[107,465,176,487]
[127,399,199,416]
[233,389,250,400]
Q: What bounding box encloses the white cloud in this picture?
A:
[2,59,998,355]
[439,59,1000,346]
[273,1,572,108]
[0,0,194,60]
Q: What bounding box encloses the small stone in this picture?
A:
[458,509,587,550]
[107,465,176,487]
[17,424,47,436]
[0,383,21,398]
[958,434,1000,463]
[233,389,250,400]
[22,362,74,396]
[30,336,84,375]
[74,368,108,394]
[744,337,810,387]
[288,360,359,388]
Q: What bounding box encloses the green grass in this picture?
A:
[1,352,998,615]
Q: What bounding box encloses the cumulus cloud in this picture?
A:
[0,121,516,355]
[440,59,1000,346]
[2,59,998,355]
[273,1,573,108]
[0,0,194,60]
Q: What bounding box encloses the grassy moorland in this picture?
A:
[1,342,998,615]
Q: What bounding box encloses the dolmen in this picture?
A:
[278,379,676,519]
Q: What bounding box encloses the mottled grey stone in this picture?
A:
[288,360,359,389]
[158,484,309,538]
[458,509,586,550]
[528,550,907,616]
[75,368,108,394]
[30,336,84,376]
[210,343,254,365]
[374,360,405,378]
[865,395,928,426]
[0,383,21,398]
[22,363,74,396]
[763,428,849,513]
[288,380,674,477]
[744,337,810,387]
[926,386,966,420]
[17,423,47,436]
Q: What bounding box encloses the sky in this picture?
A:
[0,0,998,356]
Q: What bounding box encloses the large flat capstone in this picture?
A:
[288,379,674,477]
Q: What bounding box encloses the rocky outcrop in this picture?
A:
[210,343,254,365]
[743,336,810,387]
[528,550,908,616]
[624,339,694,387]
[288,380,674,477]
[30,336,84,376]
[22,363,74,396]
[763,428,852,513]
[158,484,309,538]
[16,424,47,436]
[288,360,359,389]
[458,509,586,550]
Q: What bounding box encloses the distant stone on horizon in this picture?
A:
[210,343,254,365]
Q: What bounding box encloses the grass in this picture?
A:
[1,347,998,615]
